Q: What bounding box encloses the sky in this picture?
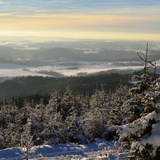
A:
[0,0,160,41]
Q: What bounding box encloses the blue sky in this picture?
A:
[0,0,159,14]
[0,0,160,41]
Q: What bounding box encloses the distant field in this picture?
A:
[0,60,144,78]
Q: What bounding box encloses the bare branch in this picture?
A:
[137,52,155,66]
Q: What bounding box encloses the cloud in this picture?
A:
[1,13,159,29]
[0,30,160,42]
[0,0,160,41]
[0,1,7,4]
[0,0,160,15]
[0,13,13,17]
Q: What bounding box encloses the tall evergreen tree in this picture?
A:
[117,43,160,159]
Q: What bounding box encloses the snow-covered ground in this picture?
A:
[0,139,128,160]
[0,61,144,78]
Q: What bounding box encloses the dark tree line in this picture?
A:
[0,73,131,105]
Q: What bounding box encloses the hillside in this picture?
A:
[0,44,160,66]
[0,73,131,101]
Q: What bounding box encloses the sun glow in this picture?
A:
[0,11,160,41]
[0,30,160,41]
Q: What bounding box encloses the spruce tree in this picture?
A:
[117,43,160,159]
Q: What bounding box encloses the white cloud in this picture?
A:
[0,1,6,4]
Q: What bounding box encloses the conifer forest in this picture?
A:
[0,44,160,159]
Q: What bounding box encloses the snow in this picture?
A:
[139,111,157,129]
[117,110,160,157]
[131,123,160,157]
[0,139,128,159]
[0,61,144,78]
[117,111,157,141]
[0,68,51,77]
[0,148,22,159]
[0,63,52,77]
[28,62,144,76]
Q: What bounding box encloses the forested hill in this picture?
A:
[0,73,131,100]
[0,45,160,63]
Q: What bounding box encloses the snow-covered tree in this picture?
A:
[117,43,160,159]
[82,88,110,141]
[20,121,33,160]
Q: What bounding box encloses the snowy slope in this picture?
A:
[0,139,128,160]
